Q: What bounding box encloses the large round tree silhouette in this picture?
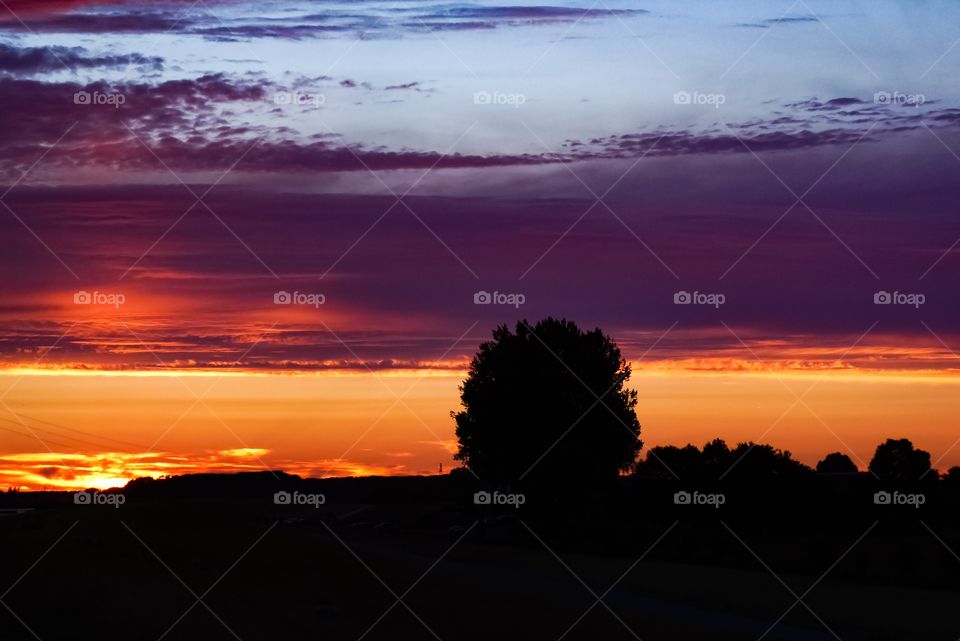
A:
[453,318,642,490]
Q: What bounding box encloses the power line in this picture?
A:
[0,409,148,450]
[0,416,143,452]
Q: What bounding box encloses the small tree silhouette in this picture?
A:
[634,444,701,480]
[725,442,812,480]
[453,318,641,489]
[816,452,858,474]
[700,438,733,478]
[868,438,935,481]
[634,439,811,481]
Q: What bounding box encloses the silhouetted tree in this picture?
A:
[700,438,733,478]
[943,466,960,482]
[725,442,812,480]
[453,318,641,489]
[633,438,811,481]
[634,444,700,480]
[816,452,858,474]
[868,438,935,481]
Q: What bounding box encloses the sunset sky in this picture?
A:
[1,0,958,490]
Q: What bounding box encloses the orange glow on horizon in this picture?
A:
[1,358,958,491]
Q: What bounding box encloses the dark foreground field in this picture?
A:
[1,474,957,641]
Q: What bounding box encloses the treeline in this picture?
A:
[632,437,958,482]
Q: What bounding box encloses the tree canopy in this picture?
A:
[816,452,859,474]
[868,438,935,481]
[634,439,812,481]
[453,318,641,489]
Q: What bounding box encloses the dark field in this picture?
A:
[1,474,957,641]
